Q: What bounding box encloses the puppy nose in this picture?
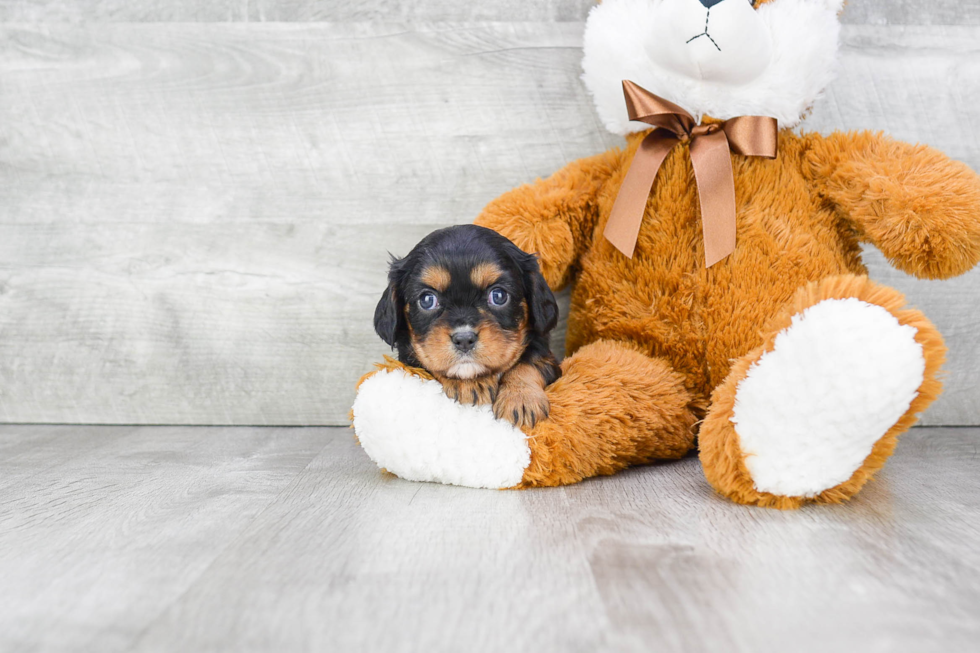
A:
[698,0,726,7]
[451,330,478,353]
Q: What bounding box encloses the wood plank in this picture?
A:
[0,425,333,653]
[842,0,980,26]
[0,222,436,424]
[0,0,975,25]
[0,23,610,226]
[809,26,980,166]
[4,425,975,652]
[0,24,978,425]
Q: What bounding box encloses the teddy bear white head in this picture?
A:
[582,0,845,134]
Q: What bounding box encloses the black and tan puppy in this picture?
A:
[374,225,561,428]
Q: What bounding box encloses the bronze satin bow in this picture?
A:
[604,80,779,267]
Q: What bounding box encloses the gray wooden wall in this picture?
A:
[1,1,978,426]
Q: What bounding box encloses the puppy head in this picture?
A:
[374,225,558,379]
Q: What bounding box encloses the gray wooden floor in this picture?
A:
[2,425,978,653]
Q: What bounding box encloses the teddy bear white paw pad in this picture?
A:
[352,369,531,489]
[731,298,925,498]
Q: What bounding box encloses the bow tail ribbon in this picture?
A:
[604,130,680,259]
[603,80,778,268]
[690,128,737,267]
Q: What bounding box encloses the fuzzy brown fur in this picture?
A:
[515,340,701,488]
[472,127,980,505]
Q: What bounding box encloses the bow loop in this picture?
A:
[604,81,779,267]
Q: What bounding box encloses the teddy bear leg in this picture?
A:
[698,275,946,509]
[516,339,701,487]
[352,359,533,490]
[352,342,701,490]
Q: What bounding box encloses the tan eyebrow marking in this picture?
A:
[420,265,451,292]
[470,262,503,289]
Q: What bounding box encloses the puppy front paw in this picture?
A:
[440,375,499,406]
[493,365,550,429]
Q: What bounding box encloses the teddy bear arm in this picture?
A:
[474,147,625,289]
[806,131,980,279]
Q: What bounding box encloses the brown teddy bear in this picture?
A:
[352,0,980,508]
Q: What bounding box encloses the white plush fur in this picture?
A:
[731,299,925,498]
[582,0,843,134]
[352,369,531,489]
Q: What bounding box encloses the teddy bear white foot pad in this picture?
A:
[351,368,531,489]
[731,298,926,498]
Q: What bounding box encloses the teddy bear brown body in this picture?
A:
[474,127,978,507]
[480,129,980,400]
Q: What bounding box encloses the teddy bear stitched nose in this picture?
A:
[698,0,726,8]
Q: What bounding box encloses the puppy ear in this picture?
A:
[374,255,410,347]
[505,244,558,333]
[525,263,559,333]
[373,286,400,347]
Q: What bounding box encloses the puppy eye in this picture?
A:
[418,291,439,311]
[488,287,509,307]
